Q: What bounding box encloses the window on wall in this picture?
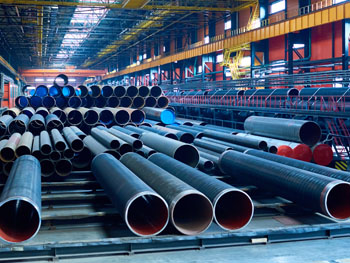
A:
[224,20,231,30]
[333,0,346,4]
[204,36,210,44]
[270,0,285,14]
[293,43,305,49]
[216,54,223,63]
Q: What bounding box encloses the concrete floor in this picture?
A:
[30,237,350,263]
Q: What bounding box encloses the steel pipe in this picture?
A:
[101,85,114,98]
[70,126,86,140]
[126,85,139,98]
[137,145,156,158]
[244,116,321,146]
[83,135,120,159]
[120,152,213,235]
[49,150,61,161]
[139,126,178,140]
[68,96,82,108]
[8,114,29,135]
[15,96,29,109]
[0,155,41,243]
[108,128,143,149]
[219,150,350,220]
[82,95,94,108]
[132,97,145,109]
[200,137,250,153]
[149,153,254,230]
[48,85,62,98]
[62,85,75,98]
[312,143,333,166]
[156,96,169,108]
[78,107,99,126]
[120,96,133,107]
[142,107,175,125]
[138,86,150,97]
[92,153,169,236]
[72,146,91,169]
[28,114,45,136]
[2,108,21,118]
[152,125,194,143]
[107,96,120,107]
[167,125,203,139]
[15,132,33,157]
[40,130,52,155]
[51,129,67,152]
[176,118,206,126]
[45,114,63,132]
[77,85,89,98]
[64,107,83,126]
[112,126,141,138]
[21,107,35,118]
[193,139,232,154]
[114,85,126,97]
[104,107,130,125]
[120,108,144,125]
[42,96,55,108]
[91,127,120,149]
[90,85,101,98]
[54,74,68,87]
[63,127,84,152]
[55,159,72,177]
[150,85,162,97]
[145,96,157,107]
[31,136,41,159]
[94,96,107,108]
[35,107,49,118]
[198,157,214,172]
[35,85,48,97]
[40,159,55,177]
[139,132,199,168]
[50,107,67,124]
[92,107,114,126]
[3,161,13,177]
[55,96,67,108]
[0,115,13,137]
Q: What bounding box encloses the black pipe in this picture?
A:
[15,96,29,109]
[198,157,214,172]
[29,96,43,108]
[15,132,33,157]
[219,150,350,220]
[89,85,101,98]
[101,85,114,98]
[0,155,41,243]
[149,153,254,231]
[62,85,75,98]
[45,114,63,132]
[108,127,143,149]
[68,96,82,108]
[35,107,49,118]
[167,125,203,138]
[94,96,107,108]
[21,107,35,118]
[70,126,87,140]
[55,96,67,108]
[119,96,132,107]
[114,86,126,97]
[0,115,13,137]
[142,107,175,125]
[145,96,157,107]
[92,153,169,236]
[77,85,89,98]
[92,107,114,126]
[63,127,84,152]
[8,114,29,135]
[245,149,350,183]
[132,97,145,109]
[91,127,120,149]
[2,108,21,118]
[107,96,120,107]
[123,108,145,125]
[83,135,120,159]
[31,136,42,159]
[150,85,162,97]
[156,96,169,108]
[1,133,21,162]
[138,86,150,97]
[137,145,156,158]
[244,116,321,146]
[152,125,194,143]
[112,126,140,138]
[72,146,91,169]
[139,132,199,168]
[78,107,99,126]
[105,107,130,125]
[120,152,213,235]
[51,129,67,152]
[42,96,55,108]
[54,74,68,87]
[49,150,61,161]
[50,107,67,124]
[40,159,55,177]
[139,126,178,140]
[28,114,45,136]
[40,130,52,155]
[201,137,251,152]
[126,85,138,98]
[64,107,83,126]
[55,159,72,177]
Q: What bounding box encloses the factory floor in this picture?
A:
[30,237,350,263]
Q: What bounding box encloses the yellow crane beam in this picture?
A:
[0,0,254,12]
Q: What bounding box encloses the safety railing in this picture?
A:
[168,95,350,112]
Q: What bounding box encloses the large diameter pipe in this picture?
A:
[1,133,21,162]
[21,107,35,118]
[138,86,150,97]
[8,114,29,134]
[83,135,120,159]
[142,107,175,125]
[156,96,169,108]
[167,124,204,139]
[91,127,120,149]
[2,108,21,118]
[101,85,114,98]
[0,155,41,243]
[77,85,89,98]
[0,115,13,137]
[15,96,29,109]
[150,85,162,97]
[132,97,145,109]
[94,96,107,108]
[40,159,55,177]
[78,107,99,126]
[114,85,126,97]
[55,96,67,108]
[68,96,82,108]
[15,132,33,157]
[244,149,350,184]
[107,96,120,107]
[54,74,68,87]
[29,96,43,108]
[120,96,133,107]
[31,136,41,159]
[90,85,101,98]
[112,126,140,138]
[198,157,214,172]
[139,132,199,168]
[312,143,333,166]
[201,129,267,150]
[55,159,72,177]
[64,107,83,126]
[51,129,67,152]
[48,85,62,97]
[193,139,232,154]
[45,114,63,132]
[219,150,350,220]
[145,96,157,107]
[50,107,67,124]
[42,96,55,108]
[120,152,213,235]
[92,107,114,126]
[104,107,130,125]
[35,107,49,118]
[70,126,86,140]
[201,137,250,153]
[72,146,91,169]
[244,116,321,146]
[139,126,178,140]
[126,85,138,98]
[63,127,84,152]
[149,153,254,231]
[117,107,144,125]
[29,114,45,136]
[62,85,75,98]
[92,153,169,236]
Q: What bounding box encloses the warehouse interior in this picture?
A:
[0,0,349,262]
